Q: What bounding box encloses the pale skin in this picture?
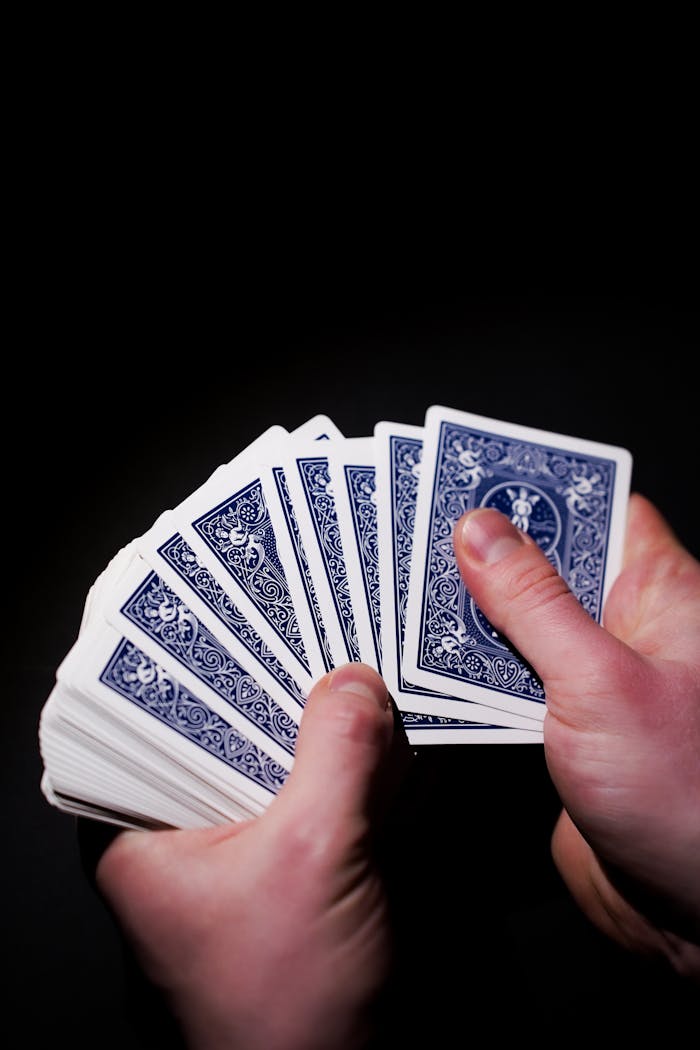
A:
[456,494,700,974]
[97,494,700,1048]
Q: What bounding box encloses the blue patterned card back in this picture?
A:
[389,433,463,700]
[295,455,360,662]
[120,570,298,757]
[343,464,382,668]
[100,637,287,795]
[271,466,334,673]
[411,410,630,711]
[157,530,305,711]
[191,480,311,675]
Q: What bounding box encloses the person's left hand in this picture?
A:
[96,663,400,1050]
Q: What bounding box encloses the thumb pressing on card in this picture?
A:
[95,664,403,1050]
[266,663,398,852]
[453,506,641,735]
[454,500,700,971]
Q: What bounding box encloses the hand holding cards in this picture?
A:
[39,408,631,830]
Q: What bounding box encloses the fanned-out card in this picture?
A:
[259,415,344,680]
[327,437,381,672]
[104,551,298,771]
[42,619,286,828]
[137,511,307,721]
[170,427,320,693]
[374,421,543,740]
[279,436,361,668]
[404,407,632,722]
[40,404,634,830]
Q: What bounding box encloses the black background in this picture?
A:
[5,219,699,1047]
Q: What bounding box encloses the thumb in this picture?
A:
[453,508,632,722]
[269,663,396,837]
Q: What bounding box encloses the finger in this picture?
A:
[453,508,634,709]
[551,810,664,957]
[605,493,700,659]
[622,492,683,570]
[96,821,252,909]
[98,667,396,893]
[267,663,395,842]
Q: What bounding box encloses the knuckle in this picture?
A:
[323,694,389,750]
[502,556,571,620]
[272,802,366,883]
[273,817,335,872]
[95,835,136,897]
[96,831,175,904]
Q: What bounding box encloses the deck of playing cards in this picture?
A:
[39,409,632,830]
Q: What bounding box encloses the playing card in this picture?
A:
[42,678,269,826]
[257,415,345,680]
[280,436,361,666]
[137,511,306,720]
[327,423,542,738]
[170,426,320,692]
[290,413,344,443]
[261,460,335,677]
[399,710,543,744]
[327,437,381,670]
[104,550,297,771]
[404,407,632,720]
[42,620,287,825]
[40,697,253,829]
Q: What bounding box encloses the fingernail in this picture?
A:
[329,664,389,709]
[460,509,527,565]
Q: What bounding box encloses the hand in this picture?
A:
[96,664,400,1050]
[455,494,700,978]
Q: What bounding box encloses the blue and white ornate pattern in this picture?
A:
[400,711,496,730]
[272,467,333,672]
[191,480,310,674]
[390,435,448,699]
[344,464,382,667]
[418,422,618,702]
[100,637,287,794]
[120,571,298,756]
[158,531,305,710]
[296,456,360,662]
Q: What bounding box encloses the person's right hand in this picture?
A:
[454,494,700,978]
[96,664,400,1050]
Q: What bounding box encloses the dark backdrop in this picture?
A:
[5,270,698,1045]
